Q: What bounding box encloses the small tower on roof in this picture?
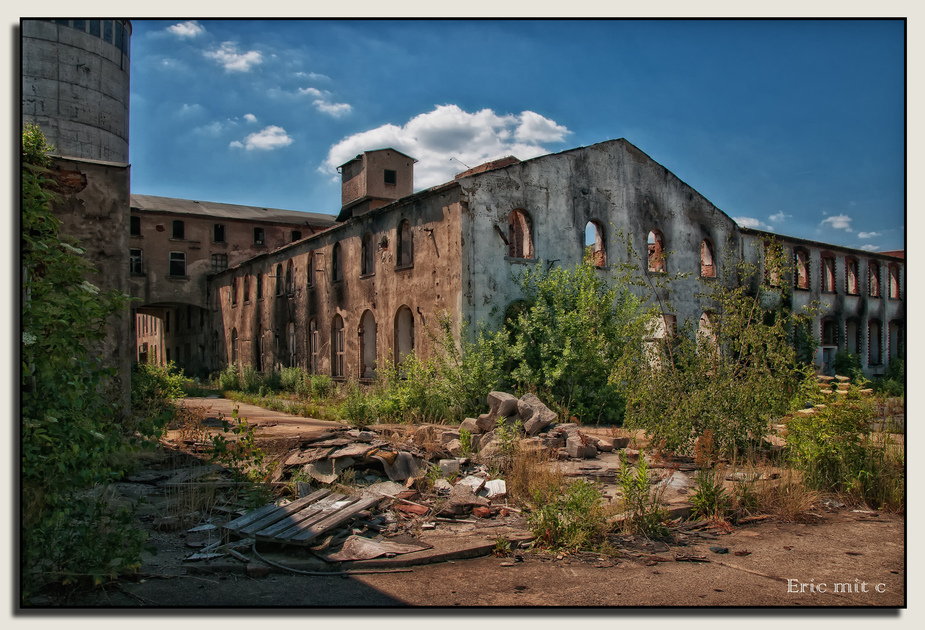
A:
[336,148,416,222]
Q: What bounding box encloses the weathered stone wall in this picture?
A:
[210,185,465,378]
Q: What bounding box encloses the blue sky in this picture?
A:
[129,19,905,253]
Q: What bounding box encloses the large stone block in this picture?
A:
[487,391,520,420]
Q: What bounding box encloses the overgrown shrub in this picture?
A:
[528,479,608,550]
[833,350,864,382]
[873,357,904,397]
[617,452,669,538]
[21,125,143,597]
[130,361,188,436]
[689,467,732,521]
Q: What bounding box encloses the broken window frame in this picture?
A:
[129,248,143,275]
[168,251,187,278]
[332,314,346,379]
[254,227,265,246]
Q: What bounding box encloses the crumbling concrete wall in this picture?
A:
[458,139,741,336]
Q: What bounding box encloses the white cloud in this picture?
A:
[205,42,263,72]
[230,126,293,151]
[194,121,225,136]
[299,87,325,98]
[167,21,205,38]
[243,113,258,123]
[178,103,205,116]
[861,244,880,252]
[296,71,330,81]
[313,100,352,117]
[733,217,773,231]
[769,211,792,222]
[857,231,881,239]
[820,214,853,231]
[322,105,571,190]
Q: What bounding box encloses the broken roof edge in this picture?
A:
[130,193,338,226]
[739,226,906,262]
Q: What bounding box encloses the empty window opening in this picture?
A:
[821,317,837,347]
[214,224,226,243]
[287,321,297,368]
[869,319,883,366]
[764,241,782,287]
[231,276,238,305]
[821,253,836,293]
[846,318,861,355]
[130,215,140,236]
[230,328,238,364]
[846,258,859,295]
[172,220,185,240]
[394,306,415,368]
[276,263,284,296]
[508,209,534,259]
[165,311,170,333]
[360,310,377,379]
[256,273,263,299]
[697,312,718,360]
[332,315,346,378]
[285,260,294,294]
[130,248,143,275]
[700,239,716,278]
[888,264,901,299]
[243,274,250,302]
[211,253,228,273]
[398,220,413,267]
[889,320,903,360]
[307,253,316,287]
[384,169,397,185]
[869,261,881,297]
[291,230,302,243]
[647,230,666,273]
[644,313,676,369]
[361,232,375,276]
[794,248,810,290]
[332,243,343,282]
[169,252,186,277]
[255,324,264,372]
[585,221,607,267]
[254,227,265,246]
[309,319,319,373]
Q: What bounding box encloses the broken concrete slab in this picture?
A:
[314,535,433,562]
[459,417,480,435]
[487,391,520,420]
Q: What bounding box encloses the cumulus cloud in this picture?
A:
[858,231,881,239]
[733,216,773,231]
[205,42,263,72]
[313,100,352,117]
[769,211,792,222]
[820,214,853,231]
[861,244,880,252]
[230,125,293,151]
[243,113,258,123]
[167,21,205,38]
[322,105,571,189]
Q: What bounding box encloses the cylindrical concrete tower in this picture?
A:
[22,19,131,163]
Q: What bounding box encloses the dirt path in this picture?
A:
[180,397,345,438]
[55,509,903,607]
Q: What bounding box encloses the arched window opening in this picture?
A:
[700,239,716,278]
[869,261,881,297]
[398,220,413,267]
[307,253,315,287]
[243,274,250,302]
[585,221,606,267]
[647,230,666,273]
[889,320,903,360]
[846,318,861,355]
[868,319,883,366]
[644,313,675,369]
[256,273,263,299]
[888,264,901,299]
[285,260,294,294]
[332,314,345,378]
[821,252,836,293]
[309,319,319,373]
[394,306,415,368]
[697,312,719,361]
[230,328,238,365]
[361,232,375,276]
[231,276,238,305]
[255,323,264,372]
[287,321,297,368]
[794,248,810,290]
[508,209,534,259]
[764,241,783,287]
[846,258,859,295]
[275,263,283,296]
[332,243,343,283]
[360,310,377,379]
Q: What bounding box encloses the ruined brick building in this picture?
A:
[22,19,904,391]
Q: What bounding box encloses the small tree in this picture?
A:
[615,239,816,457]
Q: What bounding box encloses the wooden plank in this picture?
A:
[234,489,331,536]
[256,493,348,539]
[223,502,282,533]
[264,496,356,542]
[290,496,382,544]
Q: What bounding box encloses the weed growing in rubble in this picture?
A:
[689,467,732,521]
[528,479,608,551]
[459,428,473,455]
[208,407,269,484]
[787,392,904,510]
[617,452,669,538]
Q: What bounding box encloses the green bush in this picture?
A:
[528,479,608,550]
[873,357,904,397]
[130,361,188,437]
[689,467,732,520]
[617,452,669,537]
[833,350,863,382]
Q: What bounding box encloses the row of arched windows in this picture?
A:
[792,248,901,298]
[820,316,903,366]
